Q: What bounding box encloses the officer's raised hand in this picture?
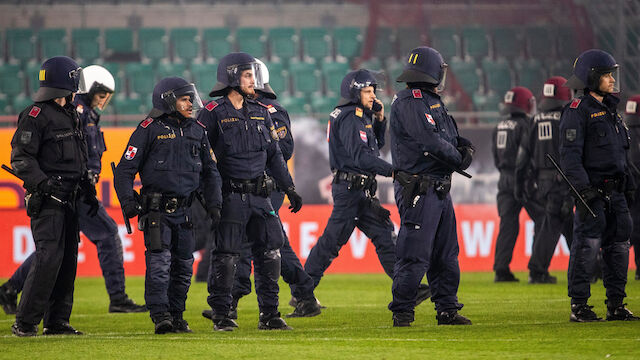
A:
[208,207,221,230]
[123,201,140,219]
[373,98,385,121]
[80,174,100,216]
[576,187,600,221]
[38,176,63,195]
[285,187,303,213]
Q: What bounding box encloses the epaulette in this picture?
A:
[197,120,207,129]
[412,89,423,99]
[257,101,270,109]
[355,107,363,118]
[569,99,581,109]
[28,106,41,118]
[205,101,219,112]
[76,104,84,114]
[140,117,154,128]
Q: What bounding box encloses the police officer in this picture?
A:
[515,77,574,284]
[560,49,638,322]
[115,77,223,334]
[201,59,321,321]
[492,86,542,282]
[198,52,302,331]
[388,46,472,326]
[0,65,146,315]
[9,56,95,336]
[624,94,640,280]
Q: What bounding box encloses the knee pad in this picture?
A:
[212,254,238,289]
[260,249,281,283]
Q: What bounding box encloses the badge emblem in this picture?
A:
[124,145,138,160]
[425,113,436,126]
[359,130,367,143]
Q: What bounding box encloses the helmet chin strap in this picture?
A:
[233,86,251,99]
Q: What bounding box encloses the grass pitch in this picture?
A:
[1,272,639,359]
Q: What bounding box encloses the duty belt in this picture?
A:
[141,192,194,214]
[595,176,625,194]
[224,176,276,197]
[333,170,376,192]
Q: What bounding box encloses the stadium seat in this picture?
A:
[372,27,395,60]
[171,28,200,63]
[26,61,42,95]
[321,61,350,96]
[387,60,405,92]
[125,63,155,96]
[358,58,382,72]
[289,61,320,95]
[300,27,331,61]
[0,64,25,97]
[549,59,573,79]
[269,27,298,62]
[397,27,423,57]
[492,27,521,59]
[514,58,545,96]
[236,27,266,59]
[449,57,481,95]
[0,97,10,116]
[333,27,362,60]
[104,28,134,55]
[430,26,458,60]
[7,29,35,63]
[72,28,101,63]
[461,26,489,59]
[139,28,167,62]
[556,26,578,60]
[11,95,33,114]
[38,28,67,60]
[156,62,187,80]
[203,28,232,61]
[482,57,512,96]
[190,62,217,97]
[264,61,287,96]
[113,95,145,115]
[311,95,338,117]
[279,95,309,116]
[526,26,553,59]
[472,90,502,113]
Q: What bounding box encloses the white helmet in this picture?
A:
[254,58,276,99]
[78,65,115,110]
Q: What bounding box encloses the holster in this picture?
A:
[394,171,420,208]
[395,171,452,206]
[362,196,391,221]
[144,211,163,252]
[25,191,43,218]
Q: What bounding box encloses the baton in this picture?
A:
[423,152,472,178]
[546,154,596,218]
[111,162,132,234]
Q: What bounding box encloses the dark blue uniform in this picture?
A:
[231,95,317,303]
[198,96,293,317]
[560,94,632,306]
[626,113,640,278]
[388,88,463,315]
[114,114,222,320]
[304,103,395,288]
[8,94,127,302]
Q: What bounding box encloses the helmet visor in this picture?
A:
[229,62,265,91]
[435,64,448,93]
[594,66,620,94]
[70,67,86,93]
[163,83,204,118]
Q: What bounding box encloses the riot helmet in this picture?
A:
[149,77,204,119]
[396,46,448,92]
[77,65,115,110]
[254,59,277,99]
[502,86,536,117]
[564,49,619,95]
[209,52,265,97]
[33,56,85,102]
[538,76,572,112]
[337,69,378,107]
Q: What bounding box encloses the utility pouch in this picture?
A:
[25,191,44,218]
[394,171,420,208]
[434,178,452,200]
[146,211,163,252]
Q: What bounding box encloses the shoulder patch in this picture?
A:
[76,104,84,114]
[28,106,41,118]
[140,117,154,128]
[412,89,423,99]
[197,120,207,129]
[355,107,363,118]
[569,99,581,109]
[205,101,218,111]
[267,105,277,114]
[257,101,270,109]
[330,108,342,118]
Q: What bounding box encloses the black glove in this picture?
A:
[37,176,63,195]
[208,207,221,230]
[576,187,600,221]
[83,193,100,217]
[123,201,140,218]
[457,136,474,148]
[457,146,474,170]
[625,189,636,205]
[514,181,525,203]
[369,197,391,220]
[285,188,303,213]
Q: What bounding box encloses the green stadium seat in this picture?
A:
[139,28,167,62]
[372,27,394,60]
[269,27,298,62]
[289,61,320,95]
[279,95,309,115]
[482,57,512,96]
[462,26,489,59]
[334,27,362,60]
[38,28,67,60]
[321,61,350,96]
[527,26,553,59]
[449,57,480,95]
[72,28,100,63]
[171,28,200,63]
[190,62,217,97]
[113,95,145,115]
[0,64,25,97]
[7,29,35,63]
[359,58,382,72]
[515,58,545,96]
[236,27,266,59]
[557,26,579,60]
[311,95,338,117]
[12,95,32,114]
[549,59,573,79]
[105,28,134,55]
[0,97,10,115]
[472,90,502,112]
[300,27,330,60]
[125,63,155,96]
[26,61,42,95]
[203,28,232,61]
[264,61,287,96]
[387,60,405,92]
[397,27,423,57]
[156,62,187,80]
[492,27,521,59]
[430,27,458,61]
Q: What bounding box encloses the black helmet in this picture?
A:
[564,49,619,95]
[33,56,84,102]
[209,52,265,97]
[397,46,448,92]
[149,77,203,118]
[337,69,378,107]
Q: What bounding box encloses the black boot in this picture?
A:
[494,270,519,282]
[436,311,472,325]
[528,272,557,284]
[258,312,292,330]
[109,293,147,313]
[43,322,83,335]
[286,298,321,318]
[212,313,239,332]
[171,313,193,333]
[229,296,239,320]
[152,312,174,334]
[202,309,213,320]
[570,304,604,322]
[416,284,431,306]
[11,322,37,337]
[392,312,414,327]
[0,282,18,315]
[606,303,640,321]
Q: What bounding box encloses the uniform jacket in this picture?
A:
[74,94,106,175]
[492,113,529,172]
